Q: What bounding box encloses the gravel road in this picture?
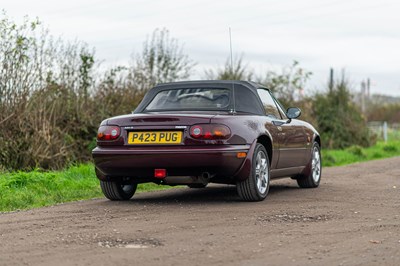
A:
[1,157,399,266]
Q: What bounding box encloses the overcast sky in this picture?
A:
[2,0,400,96]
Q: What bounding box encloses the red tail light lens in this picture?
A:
[97,126,121,141]
[190,124,231,140]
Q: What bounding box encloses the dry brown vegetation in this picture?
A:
[0,14,192,170]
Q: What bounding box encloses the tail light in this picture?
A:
[97,126,121,141]
[190,124,231,140]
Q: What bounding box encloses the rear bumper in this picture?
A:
[92,145,251,183]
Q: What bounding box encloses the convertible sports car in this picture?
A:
[92,80,321,201]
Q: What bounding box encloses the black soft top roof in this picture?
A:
[134,80,267,115]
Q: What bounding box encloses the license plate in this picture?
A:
[128,131,182,144]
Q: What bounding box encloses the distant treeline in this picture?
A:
[0,13,392,171]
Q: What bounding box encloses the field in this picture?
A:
[1,140,399,212]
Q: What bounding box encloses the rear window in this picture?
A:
[145,88,231,111]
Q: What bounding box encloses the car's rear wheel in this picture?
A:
[237,143,270,201]
[100,180,137,200]
[297,142,322,188]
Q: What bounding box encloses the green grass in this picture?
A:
[322,140,400,167]
[0,164,169,212]
[1,139,399,212]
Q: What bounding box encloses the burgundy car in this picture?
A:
[92,80,321,201]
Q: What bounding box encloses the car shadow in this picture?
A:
[109,182,301,205]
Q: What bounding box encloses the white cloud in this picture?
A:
[1,0,400,95]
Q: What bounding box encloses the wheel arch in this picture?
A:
[314,134,321,148]
[257,134,273,165]
[233,134,274,182]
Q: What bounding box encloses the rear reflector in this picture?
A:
[154,169,167,179]
[237,152,247,158]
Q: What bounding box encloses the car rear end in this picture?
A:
[92,112,252,185]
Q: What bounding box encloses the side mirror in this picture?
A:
[286,107,301,120]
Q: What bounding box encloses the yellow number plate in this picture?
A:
[128,131,182,144]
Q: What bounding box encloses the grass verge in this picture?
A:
[322,140,400,167]
[0,164,169,212]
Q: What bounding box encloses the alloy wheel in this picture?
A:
[255,150,269,194]
[312,146,321,183]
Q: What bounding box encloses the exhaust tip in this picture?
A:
[202,172,211,180]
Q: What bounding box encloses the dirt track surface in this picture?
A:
[1,158,400,266]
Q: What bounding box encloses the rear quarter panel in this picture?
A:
[211,114,280,169]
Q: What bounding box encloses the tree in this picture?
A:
[132,28,194,91]
[205,55,253,80]
[312,72,373,149]
[258,61,312,108]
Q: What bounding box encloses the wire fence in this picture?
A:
[368,121,400,142]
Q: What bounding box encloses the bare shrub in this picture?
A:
[131,28,195,91]
[0,13,97,170]
[205,55,253,81]
[92,28,195,116]
[0,17,194,170]
[94,66,145,116]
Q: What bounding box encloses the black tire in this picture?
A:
[297,142,322,188]
[100,180,137,200]
[237,143,270,201]
[187,184,207,188]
